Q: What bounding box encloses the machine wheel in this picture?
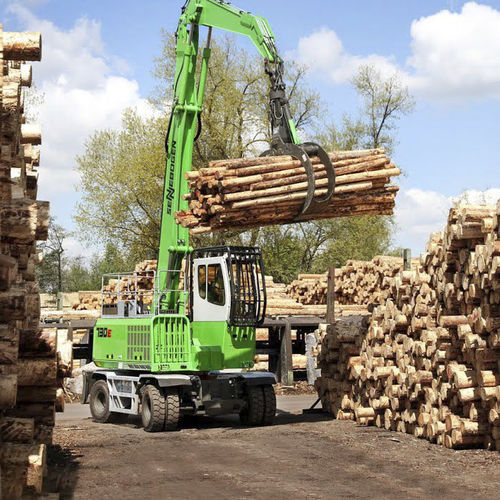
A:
[262,385,276,425]
[141,384,165,432]
[89,380,114,423]
[164,388,180,431]
[240,386,265,426]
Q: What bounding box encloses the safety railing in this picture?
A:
[100,271,156,318]
[100,267,190,318]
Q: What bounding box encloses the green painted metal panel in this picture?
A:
[93,315,193,372]
[93,315,256,373]
[191,321,255,370]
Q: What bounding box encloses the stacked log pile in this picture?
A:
[287,273,328,305]
[176,148,400,234]
[316,203,500,450]
[287,256,418,306]
[0,26,65,498]
[72,260,157,310]
[264,276,326,317]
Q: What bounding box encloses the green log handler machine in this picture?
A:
[78,0,335,432]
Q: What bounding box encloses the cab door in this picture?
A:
[192,257,230,322]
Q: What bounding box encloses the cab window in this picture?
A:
[207,264,225,306]
[198,265,206,299]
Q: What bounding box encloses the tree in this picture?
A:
[64,256,95,292]
[75,33,321,259]
[255,226,305,283]
[308,216,395,271]
[75,109,166,260]
[62,243,136,292]
[253,214,395,283]
[352,65,415,154]
[252,65,415,281]
[37,216,134,293]
[36,218,67,293]
[282,64,416,277]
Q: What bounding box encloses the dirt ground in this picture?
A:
[48,396,500,500]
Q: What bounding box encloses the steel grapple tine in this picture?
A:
[301,141,336,206]
[260,139,336,217]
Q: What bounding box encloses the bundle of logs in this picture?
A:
[0,26,67,498]
[175,148,400,234]
[316,202,500,451]
[287,256,418,306]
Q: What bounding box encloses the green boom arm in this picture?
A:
[156,0,298,310]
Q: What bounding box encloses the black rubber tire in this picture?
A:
[89,380,113,423]
[141,385,166,432]
[262,385,276,425]
[240,386,265,426]
[164,388,180,431]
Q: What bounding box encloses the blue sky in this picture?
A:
[2,0,500,257]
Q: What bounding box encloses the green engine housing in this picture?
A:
[92,315,256,373]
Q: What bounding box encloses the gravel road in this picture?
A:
[48,396,500,499]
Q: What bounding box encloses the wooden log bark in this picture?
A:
[0,254,17,291]
[1,24,57,498]
[0,199,50,243]
[16,357,57,386]
[314,204,500,451]
[178,149,400,233]
[4,403,55,426]
[0,324,19,365]
[2,32,42,61]
[0,374,17,409]
[20,123,42,145]
[0,417,35,443]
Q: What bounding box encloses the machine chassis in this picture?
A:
[83,368,276,431]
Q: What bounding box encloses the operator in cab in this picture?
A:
[207,264,225,306]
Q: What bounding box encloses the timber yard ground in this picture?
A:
[50,396,500,500]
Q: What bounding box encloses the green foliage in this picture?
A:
[251,216,394,284]
[64,256,95,292]
[36,218,67,293]
[38,218,135,292]
[75,109,166,260]
[309,216,395,272]
[65,243,136,291]
[315,115,366,152]
[153,32,320,164]
[255,226,304,283]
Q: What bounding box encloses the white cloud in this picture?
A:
[291,2,500,102]
[8,4,151,198]
[290,27,399,85]
[407,2,500,100]
[394,188,500,255]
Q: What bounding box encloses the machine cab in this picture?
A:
[189,246,266,327]
[193,256,230,322]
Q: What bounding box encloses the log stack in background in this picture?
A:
[316,202,500,451]
[72,259,157,311]
[287,256,419,306]
[176,148,400,234]
[0,26,63,499]
[264,275,326,317]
